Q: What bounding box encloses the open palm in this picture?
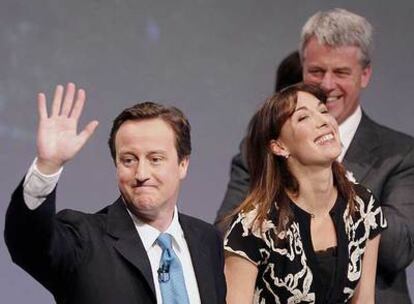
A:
[36,83,98,174]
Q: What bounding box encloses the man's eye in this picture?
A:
[151,157,163,163]
[335,70,350,77]
[309,70,323,77]
[122,158,136,166]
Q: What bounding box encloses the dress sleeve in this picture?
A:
[356,186,388,240]
[367,192,388,240]
[223,211,266,266]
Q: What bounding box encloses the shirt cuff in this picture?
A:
[23,158,63,210]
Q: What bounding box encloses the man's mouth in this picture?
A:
[326,95,341,103]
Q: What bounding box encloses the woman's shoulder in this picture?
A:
[346,182,387,241]
[350,182,382,215]
[350,182,377,204]
[352,182,373,200]
[228,205,277,238]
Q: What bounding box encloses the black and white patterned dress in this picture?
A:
[224,184,387,304]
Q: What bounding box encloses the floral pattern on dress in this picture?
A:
[224,184,387,304]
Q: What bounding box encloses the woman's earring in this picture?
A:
[284,154,290,159]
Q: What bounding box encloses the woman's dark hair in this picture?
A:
[274,50,303,93]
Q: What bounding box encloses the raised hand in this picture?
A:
[36,83,99,174]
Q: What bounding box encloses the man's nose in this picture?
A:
[320,72,335,92]
[135,162,150,181]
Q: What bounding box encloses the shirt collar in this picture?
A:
[164,207,186,253]
[127,206,185,252]
[338,106,362,162]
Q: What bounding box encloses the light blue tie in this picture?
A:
[156,233,190,304]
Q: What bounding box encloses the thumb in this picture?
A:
[78,120,99,147]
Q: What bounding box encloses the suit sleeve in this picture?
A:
[214,138,250,233]
[4,180,88,295]
[213,228,227,303]
[377,145,414,274]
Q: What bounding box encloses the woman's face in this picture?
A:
[272,91,341,166]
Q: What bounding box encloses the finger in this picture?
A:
[51,85,64,116]
[78,120,99,147]
[70,89,86,120]
[61,82,76,116]
[37,93,48,120]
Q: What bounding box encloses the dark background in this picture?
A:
[1,1,413,302]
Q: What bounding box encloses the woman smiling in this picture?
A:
[224,83,386,304]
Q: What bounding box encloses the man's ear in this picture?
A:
[269,139,290,158]
[178,156,190,180]
[361,64,372,88]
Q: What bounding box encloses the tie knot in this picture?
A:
[157,233,172,250]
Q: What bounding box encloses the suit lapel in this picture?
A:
[180,215,217,304]
[106,199,156,298]
[343,113,380,183]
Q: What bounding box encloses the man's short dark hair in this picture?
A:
[108,102,191,162]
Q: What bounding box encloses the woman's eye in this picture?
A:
[298,116,308,122]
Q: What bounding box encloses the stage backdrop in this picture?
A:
[1,0,413,302]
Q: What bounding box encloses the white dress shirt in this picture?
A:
[23,158,63,209]
[22,159,201,304]
[128,208,201,304]
[338,106,362,162]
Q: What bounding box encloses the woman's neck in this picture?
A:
[289,163,337,216]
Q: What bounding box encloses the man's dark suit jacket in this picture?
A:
[215,112,414,304]
[5,181,226,304]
